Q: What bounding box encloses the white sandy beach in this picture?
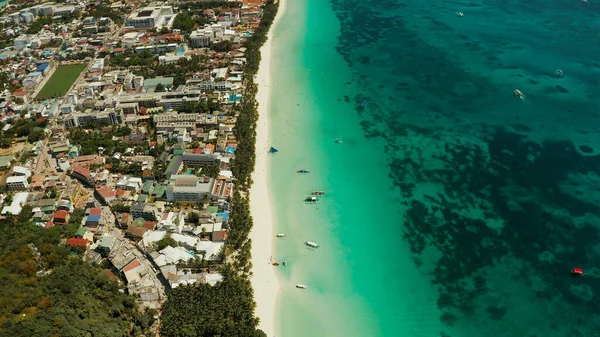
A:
[249,0,286,336]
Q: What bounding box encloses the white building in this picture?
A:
[1,192,29,215]
[11,166,31,178]
[165,175,214,202]
[157,212,185,233]
[6,176,29,190]
[125,6,174,29]
[89,58,105,72]
[189,29,212,48]
[116,176,143,192]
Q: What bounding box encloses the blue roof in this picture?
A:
[86,214,101,222]
[37,63,49,72]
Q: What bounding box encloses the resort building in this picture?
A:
[164,154,220,178]
[165,175,215,201]
[125,6,174,29]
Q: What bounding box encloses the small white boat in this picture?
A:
[514,89,526,101]
[554,69,564,77]
[456,11,464,17]
[305,241,319,248]
[296,284,307,289]
[276,233,285,237]
[305,196,318,203]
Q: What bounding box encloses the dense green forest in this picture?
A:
[160,1,279,336]
[0,211,155,336]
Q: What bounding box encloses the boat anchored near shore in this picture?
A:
[311,191,326,196]
[296,284,307,289]
[305,241,319,248]
[297,169,310,174]
[276,233,285,237]
[305,196,318,203]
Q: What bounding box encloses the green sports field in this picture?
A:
[36,64,87,100]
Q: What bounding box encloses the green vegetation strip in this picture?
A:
[36,64,87,100]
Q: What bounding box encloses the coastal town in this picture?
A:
[0,0,277,335]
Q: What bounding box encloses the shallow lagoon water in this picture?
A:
[269,0,600,336]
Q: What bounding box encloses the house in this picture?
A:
[76,227,95,242]
[157,212,184,233]
[212,230,227,242]
[0,156,14,170]
[96,235,118,257]
[115,212,132,229]
[86,213,102,227]
[131,202,158,221]
[122,259,146,285]
[66,237,90,249]
[68,145,79,158]
[72,166,95,186]
[53,210,70,224]
[95,186,116,204]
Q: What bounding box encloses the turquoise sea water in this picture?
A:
[268,0,600,336]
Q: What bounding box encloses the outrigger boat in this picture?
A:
[311,191,326,196]
[554,69,564,77]
[297,169,310,174]
[456,11,464,17]
[305,241,319,248]
[514,89,526,101]
[305,196,318,203]
[296,284,307,289]
[276,233,285,237]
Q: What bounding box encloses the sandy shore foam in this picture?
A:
[249,0,286,335]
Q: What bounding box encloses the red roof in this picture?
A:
[96,186,116,199]
[142,221,157,230]
[12,89,27,97]
[73,166,92,179]
[123,260,141,273]
[192,148,203,154]
[89,207,102,215]
[66,237,89,247]
[54,210,69,220]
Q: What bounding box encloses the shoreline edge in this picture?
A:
[249,0,286,335]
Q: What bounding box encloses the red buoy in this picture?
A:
[572,268,583,276]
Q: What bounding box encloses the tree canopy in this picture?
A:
[0,215,155,336]
[160,267,266,337]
